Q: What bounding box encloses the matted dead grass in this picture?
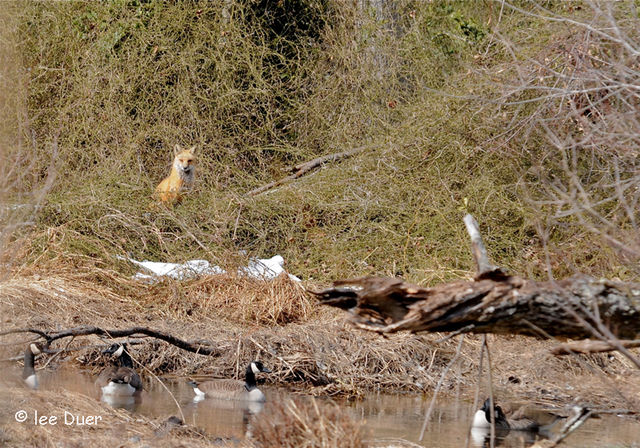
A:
[143,273,316,326]
[0,388,218,448]
[2,270,639,414]
[250,398,367,448]
[0,270,463,394]
[4,254,315,328]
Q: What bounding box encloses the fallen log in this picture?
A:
[313,273,640,340]
[312,215,640,341]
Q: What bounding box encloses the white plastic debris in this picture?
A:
[118,254,300,282]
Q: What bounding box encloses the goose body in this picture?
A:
[473,398,539,431]
[101,379,138,396]
[22,343,42,390]
[96,344,142,396]
[189,361,271,402]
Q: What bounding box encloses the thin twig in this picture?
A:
[551,339,640,356]
[484,336,496,448]
[418,335,465,441]
[40,337,74,370]
[464,337,485,448]
[124,340,186,422]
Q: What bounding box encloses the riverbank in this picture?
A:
[2,270,639,406]
[2,269,640,446]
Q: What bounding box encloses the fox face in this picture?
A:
[173,144,196,180]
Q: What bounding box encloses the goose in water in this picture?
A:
[96,343,143,396]
[23,343,42,390]
[473,398,539,431]
[188,361,271,402]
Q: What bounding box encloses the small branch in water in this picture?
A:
[418,335,465,441]
[464,337,486,448]
[484,336,496,448]
[531,406,591,448]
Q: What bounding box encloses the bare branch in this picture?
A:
[551,339,640,356]
[463,214,507,280]
[0,326,220,356]
[246,146,365,197]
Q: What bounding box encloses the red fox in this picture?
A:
[155,144,196,205]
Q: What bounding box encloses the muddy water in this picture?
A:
[3,368,640,447]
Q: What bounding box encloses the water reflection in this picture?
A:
[190,395,265,415]
[184,396,262,439]
[341,392,640,448]
[471,427,538,448]
[101,393,142,411]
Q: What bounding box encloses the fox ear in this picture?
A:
[189,145,197,154]
[173,144,182,155]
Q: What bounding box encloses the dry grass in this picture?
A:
[4,249,314,327]
[8,0,627,288]
[3,2,640,445]
[157,273,315,326]
[249,398,367,448]
[0,388,217,448]
[2,271,640,448]
[0,269,463,394]
[3,270,639,413]
[0,2,57,282]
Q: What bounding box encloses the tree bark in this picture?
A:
[312,273,640,340]
[313,214,640,340]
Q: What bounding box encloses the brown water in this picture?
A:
[2,367,639,447]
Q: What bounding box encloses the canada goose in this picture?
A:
[473,398,539,431]
[188,361,271,402]
[23,343,42,389]
[96,343,142,396]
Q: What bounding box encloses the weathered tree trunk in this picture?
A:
[313,273,640,340]
[313,215,640,341]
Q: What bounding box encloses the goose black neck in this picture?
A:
[118,349,134,369]
[244,364,257,390]
[485,405,509,429]
[23,347,36,378]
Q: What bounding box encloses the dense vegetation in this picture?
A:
[2,0,638,284]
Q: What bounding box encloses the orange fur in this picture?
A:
[155,144,197,205]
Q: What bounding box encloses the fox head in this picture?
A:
[173,144,196,178]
